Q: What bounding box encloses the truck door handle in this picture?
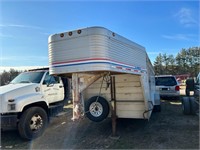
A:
[59,85,63,88]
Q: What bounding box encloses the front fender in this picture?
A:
[15,93,48,112]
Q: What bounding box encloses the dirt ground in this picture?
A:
[1,98,199,149]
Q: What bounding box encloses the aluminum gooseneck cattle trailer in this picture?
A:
[48,27,160,132]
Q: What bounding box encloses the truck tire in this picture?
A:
[190,97,197,115]
[153,105,161,112]
[18,107,48,140]
[85,96,109,122]
[182,97,191,115]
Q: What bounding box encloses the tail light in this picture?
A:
[175,85,180,91]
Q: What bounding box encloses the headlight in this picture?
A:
[8,99,16,110]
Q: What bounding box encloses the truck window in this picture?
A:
[43,72,60,85]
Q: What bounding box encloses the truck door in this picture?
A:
[42,72,64,103]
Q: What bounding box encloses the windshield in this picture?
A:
[155,77,177,86]
[10,72,45,84]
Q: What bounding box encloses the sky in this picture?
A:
[0,0,199,71]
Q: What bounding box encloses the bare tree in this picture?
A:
[0,69,22,86]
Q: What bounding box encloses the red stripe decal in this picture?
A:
[116,66,122,69]
[52,57,135,68]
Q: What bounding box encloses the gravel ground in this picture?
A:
[1,99,199,149]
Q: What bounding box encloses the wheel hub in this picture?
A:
[30,114,43,131]
[89,102,103,117]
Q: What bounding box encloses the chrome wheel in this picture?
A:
[89,102,103,117]
[30,114,43,131]
[85,96,110,122]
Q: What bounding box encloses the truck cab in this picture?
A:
[0,68,69,140]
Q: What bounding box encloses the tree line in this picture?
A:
[0,69,22,86]
[0,46,199,86]
[154,47,199,77]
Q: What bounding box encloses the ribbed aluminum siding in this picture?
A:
[48,27,147,75]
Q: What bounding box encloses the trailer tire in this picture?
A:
[182,97,191,115]
[189,97,197,115]
[85,96,109,122]
[18,107,48,140]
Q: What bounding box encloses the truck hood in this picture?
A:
[0,83,41,103]
[0,83,39,95]
[0,83,42,113]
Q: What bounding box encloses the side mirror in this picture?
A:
[47,83,54,87]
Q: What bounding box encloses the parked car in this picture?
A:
[155,75,180,99]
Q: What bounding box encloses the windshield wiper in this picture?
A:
[19,81,32,83]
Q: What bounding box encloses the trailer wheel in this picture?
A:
[85,96,109,122]
[182,97,191,115]
[189,97,197,115]
[18,107,48,140]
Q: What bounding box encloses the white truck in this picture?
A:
[48,26,160,135]
[0,68,70,140]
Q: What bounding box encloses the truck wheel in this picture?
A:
[85,96,109,122]
[18,107,48,140]
[190,97,197,115]
[182,97,191,115]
